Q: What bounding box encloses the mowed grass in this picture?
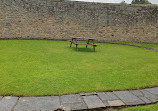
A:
[114,42,158,49]
[0,40,158,96]
[128,43,158,49]
[115,103,158,111]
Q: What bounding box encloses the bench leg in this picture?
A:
[70,42,72,47]
[93,46,95,52]
[76,44,78,51]
[86,42,89,48]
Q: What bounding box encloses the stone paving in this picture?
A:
[0,87,158,111]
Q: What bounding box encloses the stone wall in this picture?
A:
[0,0,158,43]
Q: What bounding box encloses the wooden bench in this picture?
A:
[69,37,98,52]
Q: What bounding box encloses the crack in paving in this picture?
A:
[11,97,19,111]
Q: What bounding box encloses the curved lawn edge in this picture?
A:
[101,42,158,52]
[0,85,158,97]
[0,87,158,111]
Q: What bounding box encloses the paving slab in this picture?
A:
[61,94,83,104]
[145,87,158,95]
[108,100,125,106]
[140,90,158,103]
[0,96,18,111]
[61,94,87,110]
[102,100,110,106]
[140,90,156,98]
[139,97,151,104]
[61,102,87,111]
[14,96,60,111]
[130,90,152,104]
[113,91,145,105]
[0,96,3,100]
[83,95,105,109]
[96,93,109,106]
[97,92,120,106]
[130,90,144,97]
[98,92,119,101]
[106,92,120,100]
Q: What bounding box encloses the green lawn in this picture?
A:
[0,40,158,96]
[112,42,158,49]
[115,103,158,111]
[129,43,158,49]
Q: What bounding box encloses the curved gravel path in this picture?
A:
[0,43,157,111]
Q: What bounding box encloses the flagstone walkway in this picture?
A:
[0,87,158,111]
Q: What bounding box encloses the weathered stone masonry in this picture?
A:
[0,0,158,43]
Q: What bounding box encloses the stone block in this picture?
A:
[130,90,144,97]
[139,97,152,104]
[98,92,119,101]
[14,96,60,111]
[61,102,87,111]
[140,89,158,103]
[0,96,18,111]
[61,94,87,110]
[145,87,158,95]
[113,91,145,105]
[130,90,152,104]
[83,95,105,109]
[61,94,83,104]
[0,96,3,100]
[108,100,125,106]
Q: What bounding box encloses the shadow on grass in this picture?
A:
[69,47,96,52]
